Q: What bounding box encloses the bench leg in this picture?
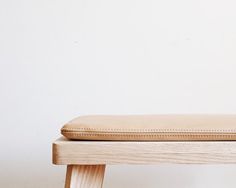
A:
[65,165,106,188]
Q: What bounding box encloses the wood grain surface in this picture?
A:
[65,165,105,188]
[53,137,236,165]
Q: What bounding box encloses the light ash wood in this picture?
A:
[53,137,236,165]
[65,165,105,188]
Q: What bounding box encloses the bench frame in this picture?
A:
[53,137,236,188]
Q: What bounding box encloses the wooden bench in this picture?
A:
[52,115,236,188]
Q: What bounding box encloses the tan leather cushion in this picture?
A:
[61,115,236,141]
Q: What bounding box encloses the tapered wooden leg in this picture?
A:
[65,165,106,188]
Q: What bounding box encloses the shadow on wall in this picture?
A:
[0,160,65,188]
[2,161,236,188]
[104,165,236,188]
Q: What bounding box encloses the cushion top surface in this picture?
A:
[61,115,236,141]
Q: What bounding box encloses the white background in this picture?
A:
[1,0,236,187]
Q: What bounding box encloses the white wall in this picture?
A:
[1,0,236,187]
